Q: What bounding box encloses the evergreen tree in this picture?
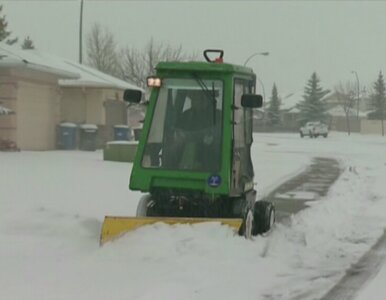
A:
[369,71,386,135]
[266,83,281,126]
[297,72,329,125]
[21,36,35,49]
[369,71,386,118]
[0,5,17,45]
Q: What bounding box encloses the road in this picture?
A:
[263,156,386,300]
[263,157,342,222]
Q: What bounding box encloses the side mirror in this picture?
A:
[241,94,263,108]
[123,89,142,103]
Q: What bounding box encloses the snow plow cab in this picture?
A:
[100,50,275,245]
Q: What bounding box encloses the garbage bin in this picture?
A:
[113,125,131,141]
[57,122,77,150]
[79,124,98,151]
[133,127,143,141]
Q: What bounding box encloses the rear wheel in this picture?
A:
[252,201,275,235]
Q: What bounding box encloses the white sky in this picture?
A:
[3,1,386,96]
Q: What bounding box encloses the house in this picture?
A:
[0,43,143,150]
[254,90,303,132]
[279,91,303,131]
[326,105,366,133]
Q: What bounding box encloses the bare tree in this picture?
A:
[120,38,197,91]
[86,22,119,77]
[334,81,356,135]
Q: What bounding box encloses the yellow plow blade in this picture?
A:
[100,216,243,245]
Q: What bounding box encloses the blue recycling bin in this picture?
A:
[58,123,77,149]
[113,125,131,141]
[133,127,143,141]
[79,124,98,151]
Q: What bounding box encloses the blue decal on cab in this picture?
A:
[208,175,222,187]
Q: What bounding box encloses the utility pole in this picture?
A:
[79,0,84,64]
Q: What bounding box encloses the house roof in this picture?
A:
[57,60,142,90]
[279,90,303,110]
[0,43,143,91]
[327,105,367,117]
[278,90,334,111]
[0,43,79,79]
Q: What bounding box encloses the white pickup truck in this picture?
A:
[299,121,328,138]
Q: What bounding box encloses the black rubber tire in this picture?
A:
[136,194,152,217]
[252,201,275,235]
[323,134,328,138]
[300,132,304,138]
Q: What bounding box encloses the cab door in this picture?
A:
[230,78,255,196]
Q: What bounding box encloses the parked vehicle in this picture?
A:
[300,121,328,138]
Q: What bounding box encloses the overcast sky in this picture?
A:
[3,0,386,97]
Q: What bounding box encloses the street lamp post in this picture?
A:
[255,76,266,105]
[351,70,360,119]
[79,0,84,64]
[243,52,269,66]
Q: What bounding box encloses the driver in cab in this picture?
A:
[174,90,222,171]
[177,90,219,131]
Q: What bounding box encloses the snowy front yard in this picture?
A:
[1,132,386,300]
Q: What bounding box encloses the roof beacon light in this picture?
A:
[147,76,162,88]
[203,49,224,64]
[215,57,223,63]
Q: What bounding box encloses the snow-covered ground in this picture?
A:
[1,132,386,300]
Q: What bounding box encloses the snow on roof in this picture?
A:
[0,43,79,79]
[280,90,304,110]
[327,105,367,117]
[0,43,143,91]
[287,106,301,113]
[278,90,333,111]
[58,60,143,91]
[0,105,14,115]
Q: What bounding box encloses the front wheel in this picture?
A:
[136,194,152,216]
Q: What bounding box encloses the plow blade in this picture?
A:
[100,216,243,245]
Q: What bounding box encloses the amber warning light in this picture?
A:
[147,77,162,87]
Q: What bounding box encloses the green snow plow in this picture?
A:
[100,50,275,245]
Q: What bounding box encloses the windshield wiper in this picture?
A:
[192,73,217,124]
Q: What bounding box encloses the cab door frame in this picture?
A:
[230,77,256,196]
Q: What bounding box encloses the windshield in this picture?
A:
[141,78,223,172]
